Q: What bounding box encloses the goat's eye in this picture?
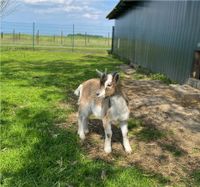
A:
[107,84,112,87]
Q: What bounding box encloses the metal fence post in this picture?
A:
[61,31,63,45]
[32,22,35,50]
[85,32,87,46]
[13,29,15,43]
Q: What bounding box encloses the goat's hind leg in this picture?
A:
[78,112,89,140]
[78,114,85,140]
[120,121,132,153]
[78,105,90,140]
[102,118,112,153]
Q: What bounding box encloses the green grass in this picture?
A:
[132,66,175,84]
[0,49,169,186]
[192,170,200,186]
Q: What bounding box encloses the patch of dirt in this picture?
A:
[65,73,200,186]
[122,79,200,184]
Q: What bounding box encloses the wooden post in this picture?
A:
[192,51,200,79]
[1,32,3,39]
[18,32,20,40]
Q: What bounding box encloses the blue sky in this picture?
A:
[1,0,118,36]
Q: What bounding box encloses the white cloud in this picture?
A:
[21,0,103,20]
[83,13,100,20]
[22,0,67,4]
[35,7,62,14]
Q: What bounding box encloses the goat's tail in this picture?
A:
[74,84,83,96]
[74,84,83,105]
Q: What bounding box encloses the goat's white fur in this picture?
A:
[74,74,132,153]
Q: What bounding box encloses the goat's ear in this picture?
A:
[113,72,119,83]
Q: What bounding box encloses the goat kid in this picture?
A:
[74,70,132,153]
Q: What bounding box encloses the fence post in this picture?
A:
[72,24,74,51]
[32,22,35,50]
[13,29,15,43]
[61,31,63,45]
[18,32,20,40]
[1,32,3,39]
[85,32,87,46]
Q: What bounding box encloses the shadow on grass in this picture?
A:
[1,55,120,94]
[136,125,165,142]
[1,107,104,186]
[1,106,168,187]
[1,53,169,186]
[135,121,187,157]
[88,119,123,144]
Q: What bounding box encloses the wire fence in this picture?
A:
[0,22,112,52]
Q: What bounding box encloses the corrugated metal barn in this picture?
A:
[107,0,200,84]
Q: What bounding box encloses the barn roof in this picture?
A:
[106,0,139,19]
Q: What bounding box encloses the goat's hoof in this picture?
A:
[79,133,86,141]
[125,146,132,154]
[104,146,112,154]
[84,129,89,134]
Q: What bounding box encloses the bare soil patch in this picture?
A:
[121,78,200,184]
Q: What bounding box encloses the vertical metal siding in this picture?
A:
[113,1,200,83]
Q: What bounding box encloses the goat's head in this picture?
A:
[96,69,119,98]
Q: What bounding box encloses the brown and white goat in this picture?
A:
[74,70,132,153]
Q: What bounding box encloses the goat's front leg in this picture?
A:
[120,121,132,153]
[102,118,112,153]
[83,117,89,134]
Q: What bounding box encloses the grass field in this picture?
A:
[0,34,111,50]
[0,48,172,187]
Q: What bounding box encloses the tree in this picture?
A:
[0,0,18,18]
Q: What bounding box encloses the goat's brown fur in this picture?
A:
[74,72,132,153]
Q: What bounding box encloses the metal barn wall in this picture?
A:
[113,1,200,83]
